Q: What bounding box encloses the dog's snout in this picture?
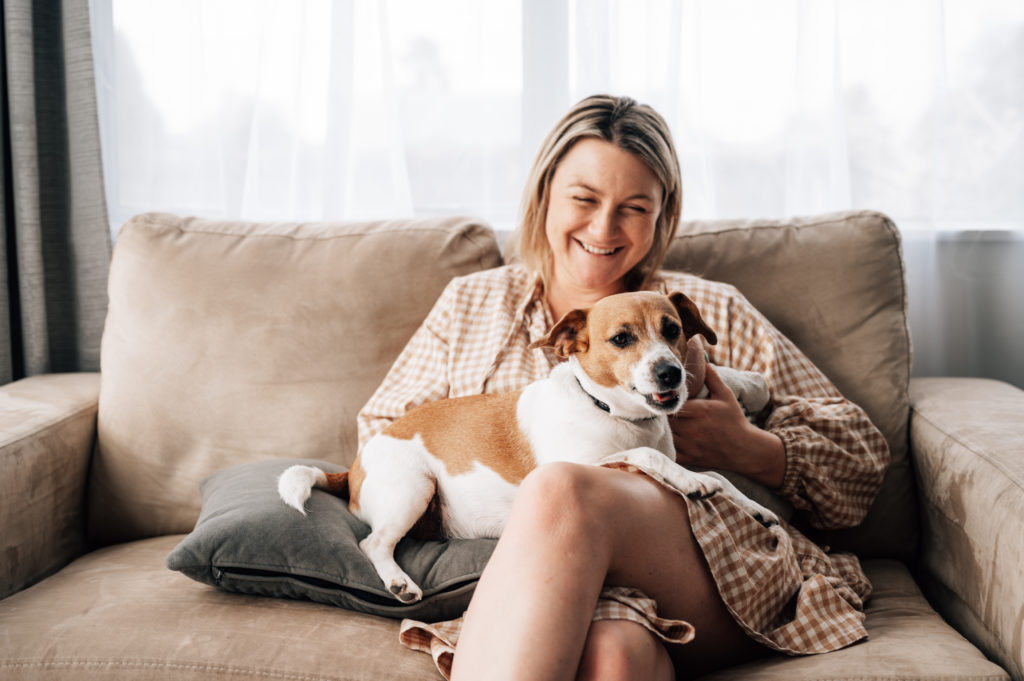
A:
[655,361,682,390]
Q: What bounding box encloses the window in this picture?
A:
[92,0,1024,234]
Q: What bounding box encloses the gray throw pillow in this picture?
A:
[167,458,496,620]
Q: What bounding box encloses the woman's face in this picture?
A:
[544,137,662,299]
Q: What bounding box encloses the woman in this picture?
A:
[358,95,889,680]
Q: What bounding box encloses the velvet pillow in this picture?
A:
[167,458,496,621]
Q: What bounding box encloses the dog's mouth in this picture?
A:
[644,389,681,411]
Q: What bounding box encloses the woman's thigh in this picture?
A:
[540,463,768,677]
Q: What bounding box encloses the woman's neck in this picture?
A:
[543,279,623,322]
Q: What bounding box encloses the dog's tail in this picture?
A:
[277,465,349,515]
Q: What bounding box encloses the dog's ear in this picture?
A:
[528,308,589,358]
[669,292,718,345]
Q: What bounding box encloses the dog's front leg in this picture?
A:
[713,366,770,418]
[598,447,723,499]
[701,471,779,527]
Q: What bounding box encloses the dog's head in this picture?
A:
[530,291,717,419]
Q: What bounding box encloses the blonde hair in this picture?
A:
[514,94,682,292]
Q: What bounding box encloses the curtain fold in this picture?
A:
[0,0,111,384]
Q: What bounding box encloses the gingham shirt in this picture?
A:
[359,265,889,670]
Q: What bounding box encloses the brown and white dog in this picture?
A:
[278,291,775,603]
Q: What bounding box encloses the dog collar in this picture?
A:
[575,377,659,423]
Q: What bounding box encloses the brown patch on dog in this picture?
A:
[345,459,365,513]
[323,471,350,497]
[385,391,536,485]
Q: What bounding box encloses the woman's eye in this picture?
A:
[609,333,636,348]
[573,196,595,204]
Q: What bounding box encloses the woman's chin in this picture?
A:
[564,261,629,292]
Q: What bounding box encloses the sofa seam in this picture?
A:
[675,209,892,240]
[206,559,481,597]
[131,214,492,243]
[0,659,368,681]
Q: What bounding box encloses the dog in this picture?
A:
[278,290,776,603]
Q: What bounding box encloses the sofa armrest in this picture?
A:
[910,377,1024,681]
[0,373,100,598]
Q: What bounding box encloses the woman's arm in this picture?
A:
[674,363,787,488]
[672,287,889,530]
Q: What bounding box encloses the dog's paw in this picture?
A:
[681,471,724,500]
[752,508,780,528]
[387,577,423,604]
[730,493,780,527]
[742,498,780,527]
[360,533,424,604]
[701,471,780,526]
[277,465,327,514]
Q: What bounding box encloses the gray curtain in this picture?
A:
[0,0,110,385]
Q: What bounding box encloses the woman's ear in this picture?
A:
[528,308,590,358]
[668,292,718,345]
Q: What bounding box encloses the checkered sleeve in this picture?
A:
[356,281,456,450]
[723,290,889,530]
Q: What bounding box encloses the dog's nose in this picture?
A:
[655,362,682,390]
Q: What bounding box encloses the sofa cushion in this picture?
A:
[0,535,443,681]
[0,540,1007,681]
[166,458,495,620]
[697,561,1009,681]
[89,213,501,545]
[664,211,914,560]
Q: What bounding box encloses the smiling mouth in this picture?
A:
[576,239,621,256]
[642,389,681,411]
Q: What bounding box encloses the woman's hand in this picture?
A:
[671,364,786,489]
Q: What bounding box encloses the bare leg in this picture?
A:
[449,462,766,681]
[575,620,674,681]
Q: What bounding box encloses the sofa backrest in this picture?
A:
[91,210,913,561]
[89,213,501,545]
[664,211,914,559]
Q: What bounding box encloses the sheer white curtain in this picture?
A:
[90,0,1024,386]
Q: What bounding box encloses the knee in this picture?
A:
[513,462,603,537]
[576,621,673,681]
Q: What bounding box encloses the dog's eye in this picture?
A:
[609,332,636,348]
[662,320,682,342]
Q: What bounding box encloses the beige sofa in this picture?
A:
[1,211,1021,681]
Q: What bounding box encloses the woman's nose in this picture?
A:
[588,205,618,238]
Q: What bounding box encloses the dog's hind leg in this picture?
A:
[354,436,437,603]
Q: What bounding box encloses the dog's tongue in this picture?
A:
[654,390,678,404]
